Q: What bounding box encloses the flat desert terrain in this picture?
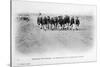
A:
[15,14,95,57]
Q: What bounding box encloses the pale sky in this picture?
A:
[12,0,96,16]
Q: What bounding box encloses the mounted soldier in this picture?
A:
[58,16,63,30]
[75,17,80,30]
[37,15,43,29]
[53,16,58,30]
[70,16,75,30]
[47,16,50,29]
[63,15,70,30]
[50,17,55,30]
[42,16,48,30]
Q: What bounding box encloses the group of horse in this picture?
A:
[17,14,80,31]
[37,15,80,31]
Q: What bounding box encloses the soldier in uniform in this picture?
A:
[75,17,80,30]
[43,16,48,31]
[47,16,50,29]
[37,15,43,29]
[70,16,75,30]
[53,16,58,30]
[50,17,55,30]
[64,15,70,30]
[58,16,63,30]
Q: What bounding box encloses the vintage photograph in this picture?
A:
[11,0,97,66]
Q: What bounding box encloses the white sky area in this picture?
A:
[12,0,96,16]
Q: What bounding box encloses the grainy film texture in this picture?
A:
[12,0,97,66]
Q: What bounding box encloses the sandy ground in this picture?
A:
[15,15,94,57]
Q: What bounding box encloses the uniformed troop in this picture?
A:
[37,15,80,31]
[17,14,80,31]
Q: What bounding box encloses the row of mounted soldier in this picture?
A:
[17,14,80,31]
[37,15,80,31]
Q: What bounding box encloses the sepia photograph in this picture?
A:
[11,0,97,66]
